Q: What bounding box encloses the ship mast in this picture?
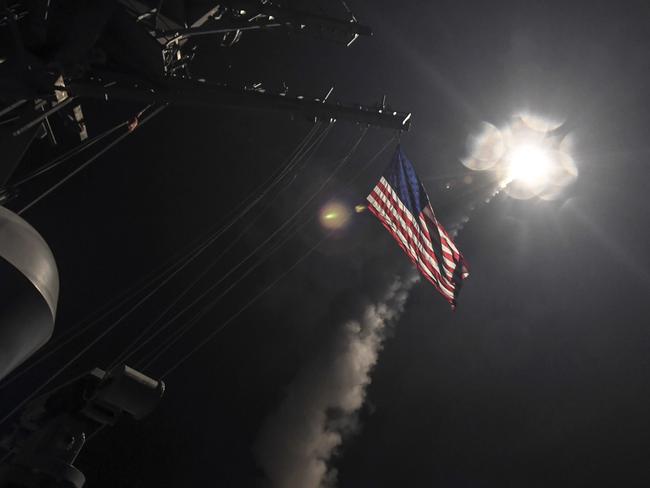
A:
[1,0,411,186]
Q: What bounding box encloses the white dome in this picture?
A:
[0,207,59,381]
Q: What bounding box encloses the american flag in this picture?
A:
[367,146,469,309]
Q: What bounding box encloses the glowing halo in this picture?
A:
[517,112,565,133]
[462,122,505,171]
[318,201,351,230]
[462,113,578,200]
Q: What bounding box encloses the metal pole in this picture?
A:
[164,23,283,46]
[0,99,27,118]
[12,97,74,137]
[64,78,411,131]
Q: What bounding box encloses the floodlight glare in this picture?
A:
[506,144,552,185]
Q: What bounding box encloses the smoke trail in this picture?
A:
[254,273,419,488]
[448,184,503,238]
[254,150,500,487]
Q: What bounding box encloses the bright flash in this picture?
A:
[462,113,578,200]
[506,144,552,185]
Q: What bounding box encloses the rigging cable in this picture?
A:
[132,128,369,373]
[0,124,370,428]
[0,122,328,426]
[146,130,396,376]
[348,134,398,184]
[139,211,316,371]
[74,125,334,444]
[10,121,127,188]
[111,123,340,368]
[136,207,312,369]
[10,104,155,189]
[107,122,333,370]
[16,104,167,215]
[0,248,191,391]
[4,121,325,388]
[160,230,333,379]
[0,237,212,429]
[135,133,400,370]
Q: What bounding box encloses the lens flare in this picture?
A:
[319,201,351,230]
[462,113,578,200]
[462,122,505,171]
[517,112,564,133]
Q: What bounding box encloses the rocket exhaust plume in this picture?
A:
[254,273,419,488]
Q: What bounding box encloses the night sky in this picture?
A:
[3,0,650,486]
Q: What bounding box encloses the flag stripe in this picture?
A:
[378,178,457,268]
[367,194,454,294]
[368,190,456,297]
[367,203,456,302]
[367,200,455,300]
[376,179,457,270]
[367,146,469,308]
[373,182,458,285]
[369,188,452,289]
